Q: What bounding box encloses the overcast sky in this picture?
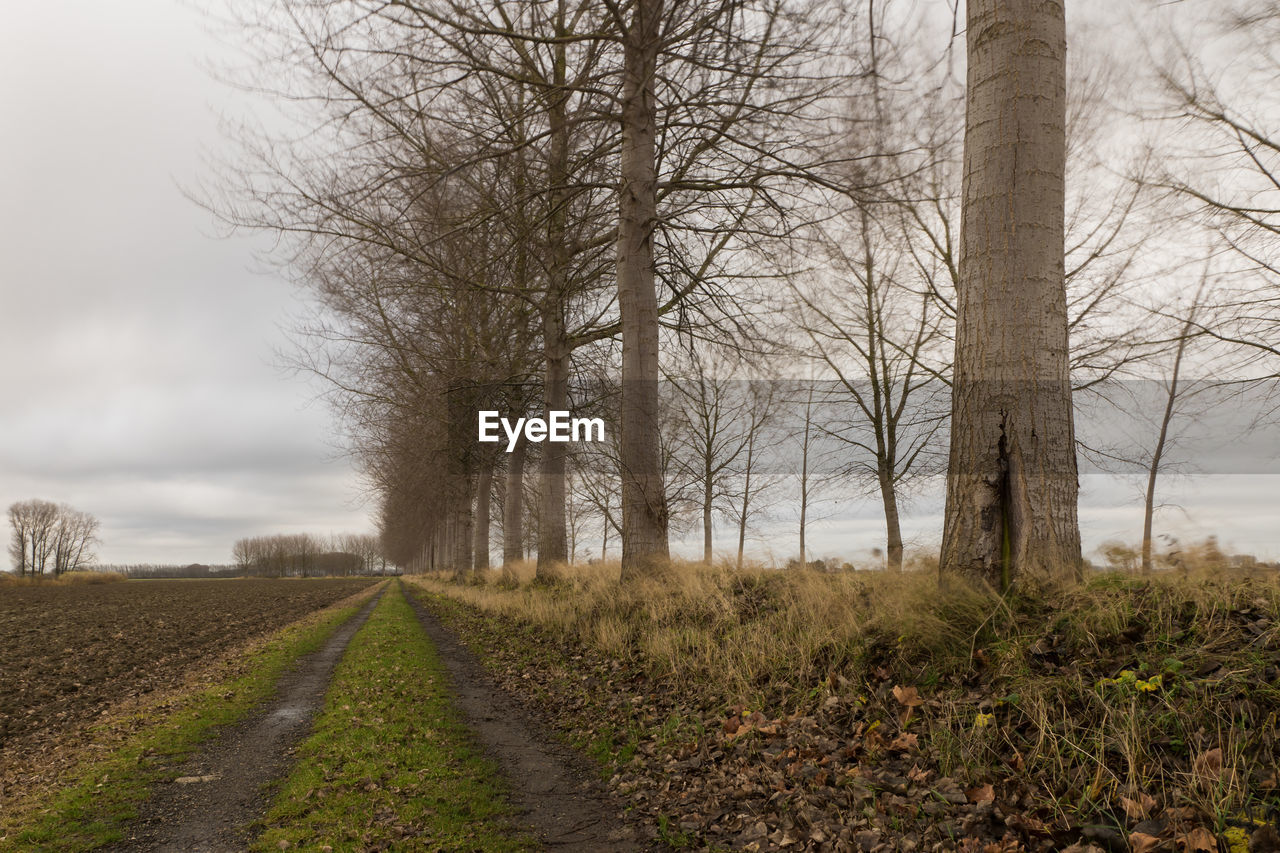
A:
[0,0,372,567]
[2,0,1277,570]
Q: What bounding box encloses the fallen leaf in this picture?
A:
[889,732,919,752]
[1129,835,1161,853]
[892,685,923,707]
[1177,827,1217,852]
[966,783,995,804]
[1121,793,1157,820]
[1192,748,1224,785]
[907,764,930,783]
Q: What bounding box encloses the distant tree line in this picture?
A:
[100,563,242,579]
[7,499,101,578]
[231,533,387,577]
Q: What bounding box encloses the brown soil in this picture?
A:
[0,577,379,758]
[101,589,383,852]
[403,587,644,852]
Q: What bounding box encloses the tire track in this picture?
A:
[403,588,641,852]
[103,587,384,852]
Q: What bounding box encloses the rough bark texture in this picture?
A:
[537,27,572,577]
[452,477,475,580]
[538,331,570,574]
[504,436,527,567]
[474,459,493,571]
[617,0,670,581]
[940,0,1081,586]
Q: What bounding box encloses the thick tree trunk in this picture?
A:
[474,458,493,572]
[504,436,527,566]
[940,0,1081,587]
[538,328,570,575]
[453,477,475,580]
[537,24,572,577]
[617,0,670,581]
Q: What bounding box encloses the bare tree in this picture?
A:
[940,0,1081,587]
[8,500,100,577]
[666,348,761,564]
[792,203,949,572]
[606,0,836,579]
[611,0,669,576]
[729,382,781,568]
[52,509,101,576]
[1151,3,1280,383]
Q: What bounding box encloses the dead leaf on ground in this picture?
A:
[1176,827,1217,852]
[1129,833,1162,853]
[1121,792,1158,820]
[889,732,919,752]
[892,685,923,707]
[1192,748,1224,785]
[966,783,995,804]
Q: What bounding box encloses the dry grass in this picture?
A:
[410,556,1280,827]
[0,571,126,586]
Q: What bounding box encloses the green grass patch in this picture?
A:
[2,593,376,852]
[252,580,534,852]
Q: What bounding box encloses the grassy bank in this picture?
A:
[408,563,1280,850]
[253,580,533,852]
[0,584,382,852]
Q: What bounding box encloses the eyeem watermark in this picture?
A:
[478,411,605,452]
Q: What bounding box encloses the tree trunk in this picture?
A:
[1142,315,1192,572]
[537,19,572,577]
[798,389,813,569]
[453,477,475,580]
[702,473,713,564]
[737,431,754,569]
[878,461,904,572]
[538,329,570,575]
[504,435,527,566]
[940,0,1081,587]
[474,458,493,572]
[617,0,670,581]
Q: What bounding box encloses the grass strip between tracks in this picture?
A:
[1,588,379,852]
[252,579,534,852]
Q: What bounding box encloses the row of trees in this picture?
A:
[101,563,242,579]
[231,533,387,577]
[211,0,1280,584]
[7,500,101,578]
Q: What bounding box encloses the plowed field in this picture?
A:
[0,578,378,753]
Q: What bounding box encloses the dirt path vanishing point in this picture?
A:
[404,589,643,853]
[103,589,384,853]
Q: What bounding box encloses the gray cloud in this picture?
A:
[0,0,370,567]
